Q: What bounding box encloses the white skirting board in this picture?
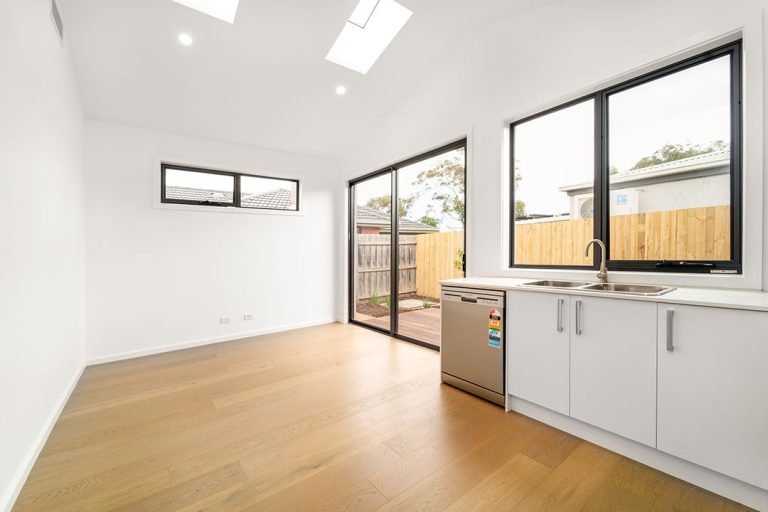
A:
[506,395,768,511]
[2,364,85,512]
[87,319,338,365]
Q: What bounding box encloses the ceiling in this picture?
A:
[64,0,557,158]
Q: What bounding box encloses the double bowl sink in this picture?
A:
[521,280,675,296]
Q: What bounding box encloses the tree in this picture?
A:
[416,156,465,225]
[365,194,414,218]
[631,140,726,170]
[418,215,439,228]
[513,171,526,218]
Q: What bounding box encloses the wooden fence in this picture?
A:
[415,231,465,299]
[355,234,416,300]
[515,205,730,265]
[355,232,464,302]
[355,205,729,304]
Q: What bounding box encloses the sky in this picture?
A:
[514,55,731,216]
[353,148,466,231]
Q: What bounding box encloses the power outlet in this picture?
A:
[244,313,254,321]
[219,316,231,324]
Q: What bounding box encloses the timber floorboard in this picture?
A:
[13,322,754,511]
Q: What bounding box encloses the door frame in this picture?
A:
[347,139,468,351]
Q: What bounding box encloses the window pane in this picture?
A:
[608,56,731,261]
[513,99,594,266]
[165,168,234,204]
[352,173,392,329]
[397,146,465,347]
[241,176,298,211]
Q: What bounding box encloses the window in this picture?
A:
[512,99,595,267]
[510,41,741,273]
[161,163,299,211]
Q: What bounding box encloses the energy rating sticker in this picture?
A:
[488,309,502,348]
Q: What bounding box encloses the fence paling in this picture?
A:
[355,235,416,300]
[415,231,464,300]
[515,205,730,265]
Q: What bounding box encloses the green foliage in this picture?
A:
[454,248,464,272]
[370,293,382,306]
[514,200,526,218]
[418,214,439,228]
[513,171,526,218]
[631,140,726,170]
[415,155,465,225]
[385,295,392,310]
[422,300,431,309]
[366,195,414,218]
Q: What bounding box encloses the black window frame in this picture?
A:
[509,40,742,274]
[160,163,300,212]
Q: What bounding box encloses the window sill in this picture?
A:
[153,200,305,217]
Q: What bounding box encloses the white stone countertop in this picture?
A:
[441,277,768,313]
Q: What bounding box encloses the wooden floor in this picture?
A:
[362,308,441,346]
[14,323,752,512]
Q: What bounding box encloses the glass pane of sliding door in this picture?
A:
[396,145,465,348]
[349,140,466,350]
[351,173,393,331]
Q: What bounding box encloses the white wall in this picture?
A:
[84,121,343,362]
[340,0,767,291]
[0,1,86,510]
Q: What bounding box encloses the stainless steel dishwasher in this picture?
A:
[441,286,505,406]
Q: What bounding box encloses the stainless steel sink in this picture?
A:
[521,280,675,296]
[522,280,591,288]
[581,283,675,296]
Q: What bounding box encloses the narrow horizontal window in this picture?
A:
[164,167,235,205]
[161,163,299,212]
[509,40,741,274]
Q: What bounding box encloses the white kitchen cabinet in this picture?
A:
[657,304,768,490]
[507,291,570,415]
[570,296,657,447]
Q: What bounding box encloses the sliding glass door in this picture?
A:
[349,140,466,350]
[350,173,394,331]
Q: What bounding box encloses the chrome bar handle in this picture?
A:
[575,300,582,336]
[666,310,675,352]
[557,298,564,332]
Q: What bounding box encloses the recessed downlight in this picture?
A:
[178,33,193,46]
[336,85,348,96]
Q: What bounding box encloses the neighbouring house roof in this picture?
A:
[355,205,439,234]
[165,186,440,233]
[242,188,295,209]
[559,148,730,196]
[166,185,234,203]
[166,186,297,209]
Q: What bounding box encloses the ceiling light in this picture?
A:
[171,0,240,24]
[178,33,193,46]
[336,85,348,96]
[326,0,413,75]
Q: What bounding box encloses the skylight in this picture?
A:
[170,0,240,24]
[326,0,413,75]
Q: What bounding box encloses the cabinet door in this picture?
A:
[571,296,657,447]
[658,304,768,490]
[507,291,570,415]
